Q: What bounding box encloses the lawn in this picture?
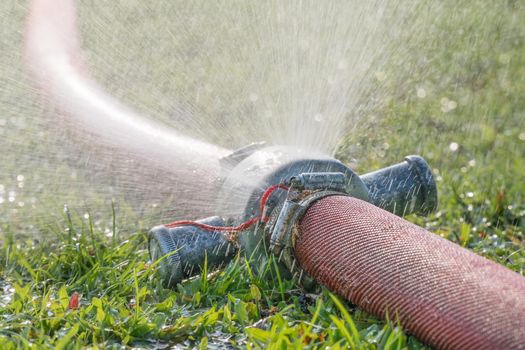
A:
[0,0,524,349]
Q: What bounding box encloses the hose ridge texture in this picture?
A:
[294,196,525,350]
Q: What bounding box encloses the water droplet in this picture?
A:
[498,53,511,65]
[440,97,457,112]
[449,142,459,151]
[375,71,387,82]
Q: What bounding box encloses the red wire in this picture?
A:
[164,184,289,232]
[259,184,289,220]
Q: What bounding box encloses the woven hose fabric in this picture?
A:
[294,195,525,350]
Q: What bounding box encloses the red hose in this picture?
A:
[295,195,525,350]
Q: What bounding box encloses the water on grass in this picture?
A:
[0,279,14,307]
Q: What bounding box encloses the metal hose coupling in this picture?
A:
[148,145,438,288]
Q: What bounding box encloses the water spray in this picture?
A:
[25,0,228,217]
[149,145,525,349]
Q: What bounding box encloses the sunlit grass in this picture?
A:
[0,212,427,349]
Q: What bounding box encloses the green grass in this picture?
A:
[0,210,425,349]
[1,0,525,349]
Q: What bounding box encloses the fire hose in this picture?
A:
[149,145,525,349]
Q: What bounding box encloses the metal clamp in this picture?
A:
[267,187,350,289]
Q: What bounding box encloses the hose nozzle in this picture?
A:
[148,146,437,287]
[360,155,437,216]
[148,216,237,288]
